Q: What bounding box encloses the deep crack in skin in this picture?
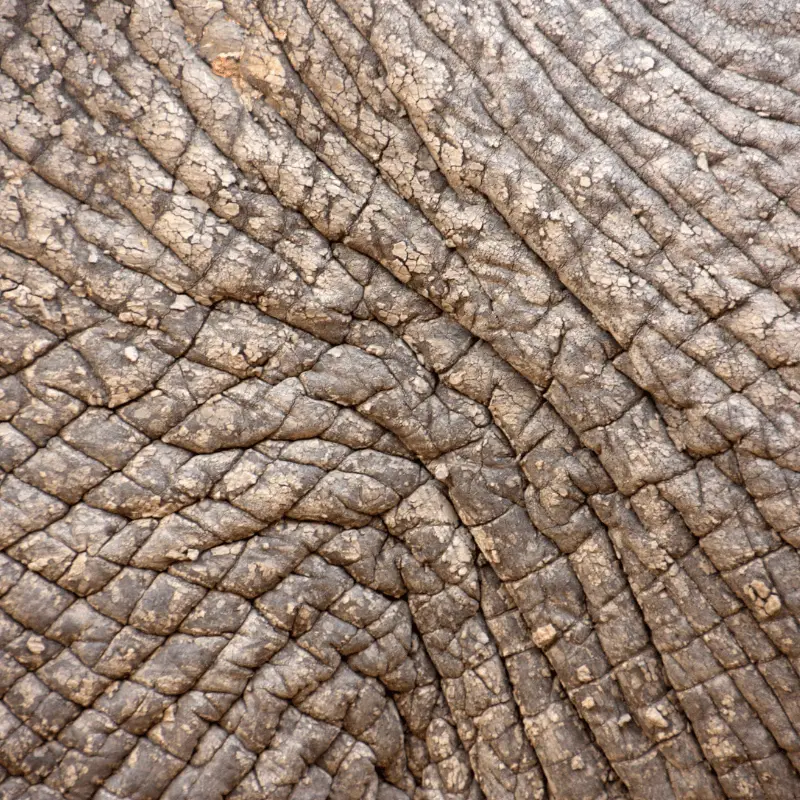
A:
[0,0,799,798]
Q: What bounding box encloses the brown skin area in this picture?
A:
[0,0,798,798]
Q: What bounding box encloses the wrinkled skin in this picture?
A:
[1,0,799,798]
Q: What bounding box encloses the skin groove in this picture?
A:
[0,0,798,798]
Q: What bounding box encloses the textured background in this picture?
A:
[1,0,799,798]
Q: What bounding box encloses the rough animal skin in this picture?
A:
[0,0,799,798]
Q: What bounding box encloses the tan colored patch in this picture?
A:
[211,55,240,78]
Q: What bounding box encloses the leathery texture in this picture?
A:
[0,0,799,797]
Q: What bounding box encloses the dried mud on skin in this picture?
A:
[1,0,799,798]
